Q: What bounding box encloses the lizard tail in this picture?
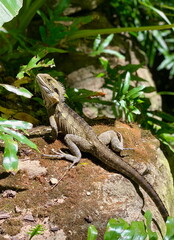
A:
[93,143,169,221]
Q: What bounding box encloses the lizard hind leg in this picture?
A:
[98,130,128,152]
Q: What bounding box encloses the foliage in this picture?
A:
[99,58,174,151]
[110,0,174,75]
[90,34,125,59]
[86,211,174,240]
[0,118,38,171]
[0,0,23,27]
[27,224,45,240]
[0,84,38,172]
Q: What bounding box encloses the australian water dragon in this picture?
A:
[36,73,169,221]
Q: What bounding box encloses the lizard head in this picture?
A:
[36,73,65,108]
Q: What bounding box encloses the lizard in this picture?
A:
[36,73,169,221]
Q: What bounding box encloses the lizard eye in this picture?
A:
[54,87,59,94]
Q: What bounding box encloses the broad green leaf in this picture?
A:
[0,84,32,98]
[0,119,33,130]
[0,134,18,171]
[144,211,158,240]
[121,229,134,240]
[93,34,101,51]
[132,108,141,115]
[129,91,144,99]
[121,72,131,95]
[87,225,98,240]
[103,49,125,59]
[143,87,156,93]
[164,217,174,240]
[126,86,145,99]
[99,34,114,50]
[130,221,147,240]
[104,218,129,240]
[0,0,23,27]
[0,126,38,151]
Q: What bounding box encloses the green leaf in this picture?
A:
[152,30,168,50]
[147,116,174,130]
[93,34,101,51]
[99,57,109,70]
[0,0,23,27]
[164,217,174,240]
[103,49,125,59]
[0,84,33,98]
[0,134,18,171]
[99,34,114,50]
[118,64,144,73]
[69,24,174,40]
[126,86,145,99]
[87,225,98,240]
[132,108,141,115]
[158,91,174,96]
[130,221,147,240]
[0,126,38,151]
[151,111,174,122]
[17,48,59,78]
[144,211,158,240]
[143,87,156,93]
[104,218,129,240]
[0,119,33,130]
[121,72,131,95]
[139,1,171,25]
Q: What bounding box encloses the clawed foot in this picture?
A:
[42,149,80,167]
[42,148,66,159]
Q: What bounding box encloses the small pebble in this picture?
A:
[86,191,91,196]
[23,213,35,222]
[84,215,93,223]
[0,211,10,219]
[2,190,16,198]
[50,178,58,185]
[50,224,59,232]
[15,206,22,213]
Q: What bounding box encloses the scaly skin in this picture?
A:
[36,73,169,221]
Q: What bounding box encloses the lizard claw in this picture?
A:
[49,148,66,158]
[51,149,64,155]
[41,148,66,159]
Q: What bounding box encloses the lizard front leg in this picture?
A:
[98,130,131,152]
[44,134,92,166]
[49,113,59,141]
